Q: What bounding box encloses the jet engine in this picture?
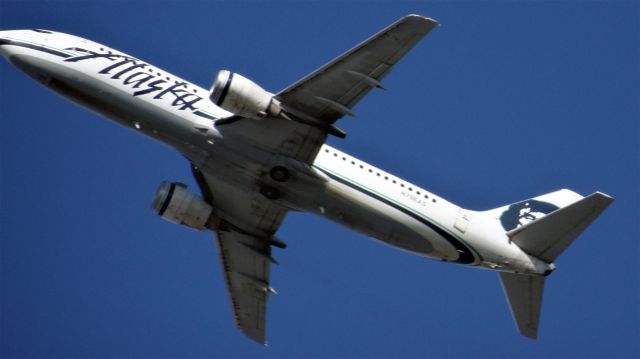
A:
[152,181,213,230]
[209,70,283,120]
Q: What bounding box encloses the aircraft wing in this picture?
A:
[214,228,275,344]
[276,14,438,123]
[215,15,437,164]
[192,164,286,344]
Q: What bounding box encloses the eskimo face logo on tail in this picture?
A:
[500,199,559,231]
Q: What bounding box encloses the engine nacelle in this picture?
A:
[209,70,282,120]
[152,181,213,231]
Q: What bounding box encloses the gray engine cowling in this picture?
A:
[152,181,213,230]
[209,70,283,120]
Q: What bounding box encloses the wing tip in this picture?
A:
[405,14,440,27]
[235,319,268,344]
[593,191,615,204]
[520,328,539,340]
[524,332,538,340]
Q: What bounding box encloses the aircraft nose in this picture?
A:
[0,30,42,59]
[0,31,12,59]
[0,30,25,59]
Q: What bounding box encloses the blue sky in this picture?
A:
[1,1,638,358]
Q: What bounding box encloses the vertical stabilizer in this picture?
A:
[499,272,545,339]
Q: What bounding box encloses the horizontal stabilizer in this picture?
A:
[499,272,545,339]
[506,192,613,263]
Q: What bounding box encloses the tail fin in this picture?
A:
[492,190,613,339]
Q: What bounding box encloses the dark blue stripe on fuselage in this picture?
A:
[0,38,70,58]
[315,166,477,264]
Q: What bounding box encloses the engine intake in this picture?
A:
[209,70,282,120]
[152,181,213,230]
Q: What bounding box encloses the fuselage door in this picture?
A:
[454,209,472,233]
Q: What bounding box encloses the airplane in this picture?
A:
[0,15,613,344]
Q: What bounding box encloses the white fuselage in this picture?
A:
[0,30,552,275]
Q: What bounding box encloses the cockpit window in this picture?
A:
[32,29,53,34]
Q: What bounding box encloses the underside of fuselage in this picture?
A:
[1,36,476,265]
[7,54,207,152]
